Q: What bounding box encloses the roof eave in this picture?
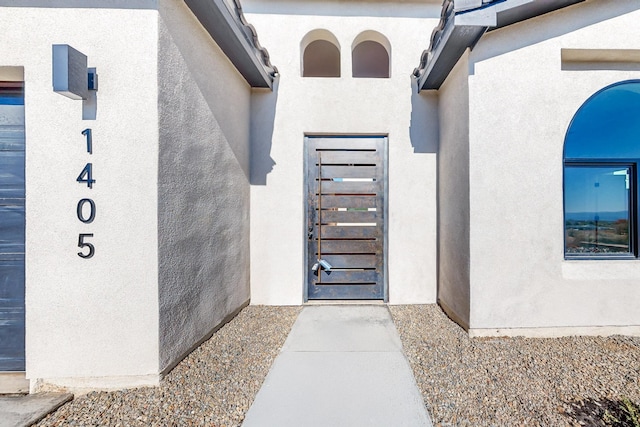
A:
[492,0,585,29]
[184,0,277,89]
[415,0,585,92]
[417,23,487,90]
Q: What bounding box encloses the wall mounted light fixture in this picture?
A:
[52,44,98,100]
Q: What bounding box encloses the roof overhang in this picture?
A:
[414,0,585,91]
[184,0,277,89]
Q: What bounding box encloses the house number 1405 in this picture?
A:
[77,128,95,259]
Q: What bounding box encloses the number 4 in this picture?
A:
[77,163,95,188]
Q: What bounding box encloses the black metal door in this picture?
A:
[0,83,25,371]
[305,136,386,300]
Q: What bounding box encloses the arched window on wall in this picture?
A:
[352,31,390,78]
[564,80,640,258]
[301,30,340,77]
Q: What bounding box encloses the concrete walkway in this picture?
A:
[0,392,73,427]
[242,305,432,427]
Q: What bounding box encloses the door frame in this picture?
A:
[302,134,389,302]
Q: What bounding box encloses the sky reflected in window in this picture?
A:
[565,82,640,159]
[565,166,631,254]
[565,167,629,217]
[564,81,640,256]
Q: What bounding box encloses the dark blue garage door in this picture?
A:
[0,82,25,371]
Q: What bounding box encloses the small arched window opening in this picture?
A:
[563,80,640,258]
[351,32,390,78]
[352,41,389,78]
[302,31,341,77]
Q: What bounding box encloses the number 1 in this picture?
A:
[82,128,92,154]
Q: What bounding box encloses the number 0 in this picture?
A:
[78,233,95,259]
[76,198,96,223]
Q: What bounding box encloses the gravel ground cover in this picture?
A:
[37,305,301,427]
[390,305,640,427]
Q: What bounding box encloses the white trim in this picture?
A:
[0,66,24,81]
[469,325,640,338]
[561,48,640,63]
[0,372,29,394]
[30,375,160,395]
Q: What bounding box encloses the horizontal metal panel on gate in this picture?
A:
[318,210,379,224]
[319,195,377,209]
[308,283,383,299]
[321,254,379,269]
[320,165,379,179]
[320,181,379,194]
[314,151,379,165]
[312,138,380,150]
[315,270,379,283]
[315,239,379,254]
[320,226,380,239]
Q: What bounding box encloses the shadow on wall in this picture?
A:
[242,1,440,19]
[82,87,97,120]
[250,76,279,185]
[472,0,640,64]
[160,3,254,180]
[0,0,156,8]
[409,77,438,154]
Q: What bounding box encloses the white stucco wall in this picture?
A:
[466,0,640,333]
[0,3,161,390]
[157,0,251,373]
[246,0,440,304]
[436,52,471,327]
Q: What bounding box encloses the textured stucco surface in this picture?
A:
[157,0,251,372]
[466,0,640,331]
[437,52,471,327]
[3,0,637,397]
[246,0,439,305]
[0,4,161,389]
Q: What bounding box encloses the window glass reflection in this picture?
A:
[565,166,631,254]
[0,90,25,151]
[565,82,640,159]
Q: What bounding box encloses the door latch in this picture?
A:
[311,259,332,273]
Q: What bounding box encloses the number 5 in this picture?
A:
[78,233,95,259]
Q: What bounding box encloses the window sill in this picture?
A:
[564,254,636,261]
[562,258,640,280]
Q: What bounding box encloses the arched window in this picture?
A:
[351,31,390,78]
[564,80,640,258]
[301,30,340,77]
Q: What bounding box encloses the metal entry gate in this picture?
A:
[305,136,387,300]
